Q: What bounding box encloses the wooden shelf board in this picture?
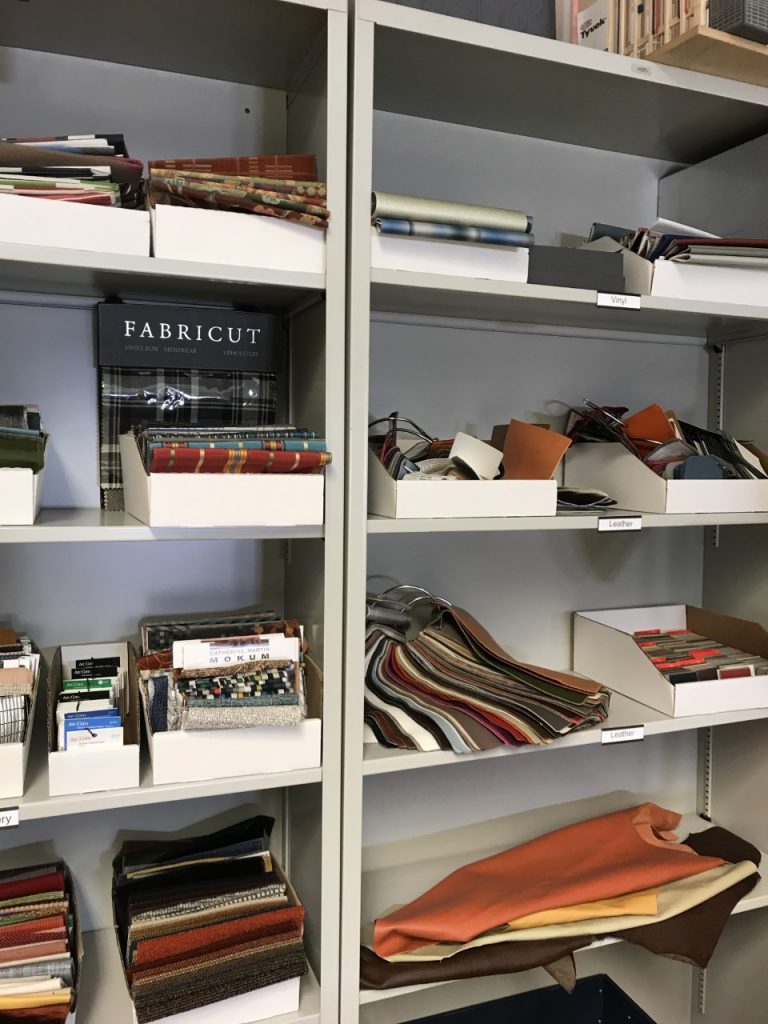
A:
[648,26,768,90]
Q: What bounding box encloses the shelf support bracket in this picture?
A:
[706,338,727,549]
[696,966,708,1015]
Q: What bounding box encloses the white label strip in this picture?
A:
[602,725,645,745]
[596,292,642,310]
[0,807,19,829]
[598,516,642,532]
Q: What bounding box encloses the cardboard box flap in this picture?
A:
[686,605,768,660]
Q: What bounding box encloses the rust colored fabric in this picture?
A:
[0,942,67,965]
[0,875,64,904]
[132,906,303,968]
[0,918,65,948]
[0,1008,70,1022]
[373,804,725,957]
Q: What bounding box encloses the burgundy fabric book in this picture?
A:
[149,448,331,474]
[148,154,317,181]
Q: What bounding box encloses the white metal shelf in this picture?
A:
[0,509,324,544]
[369,269,768,339]
[367,510,768,534]
[16,728,322,822]
[358,814,768,1005]
[76,927,321,1024]
[0,0,344,92]
[0,244,324,307]
[362,694,768,777]
[360,0,768,162]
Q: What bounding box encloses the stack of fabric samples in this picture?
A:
[0,861,80,1021]
[0,405,47,475]
[0,134,143,207]
[364,586,610,753]
[361,803,761,990]
[113,815,308,1023]
[137,607,309,733]
[633,628,768,683]
[567,400,768,482]
[371,191,533,248]
[0,627,40,746]
[131,425,331,475]
[54,650,125,752]
[148,152,328,229]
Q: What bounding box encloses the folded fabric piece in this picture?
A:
[362,824,759,989]
[373,804,725,957]
[384,859,755,959]
[148,447,331,474]
[374,217,534,248]
[150,173,329,229]
[371,192,531,233]
[365,596,609,754]
[150,168,326,201]
[506,887,659,930]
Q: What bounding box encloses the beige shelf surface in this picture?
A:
[648,26,768,90]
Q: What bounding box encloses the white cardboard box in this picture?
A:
[564,443,768,514]
[371,227,530,282]
[47,642,140,797]
[130,978,301,1024]
[651,261,768,306]
[0,656,41,799]
[151,204,325,275]
[0,466,44,526]
[0,192,149,256]
[120,433,325,528]
[574,604,768,717]
[368,450,556,519]
[141,659,323,786]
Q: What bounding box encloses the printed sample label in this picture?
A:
[602,725,645,745]
[598,516,642,532]
[597,293,642,310]
[0,808,19,829]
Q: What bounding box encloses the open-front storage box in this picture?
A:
[0,192,150,256]
[120,432,326,528]
[0,465,44,526]
[140,657,323,786]
[151,204,326,276]
[116,857,302,1024]
[47,642,140,797]
[370,226,530,282]
[368,450,556,519]
[0,651,41,800]
[651,261,768,306]
[564,442,768,514]
[574,604,768,717]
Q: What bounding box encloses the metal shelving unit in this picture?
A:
[343,5,768,1024]
[0,0,348,1021]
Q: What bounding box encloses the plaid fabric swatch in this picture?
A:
[98,367,278,510]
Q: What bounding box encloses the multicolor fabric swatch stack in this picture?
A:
[361,803,760,990]
[0,627,40,746]
[0,134,143,207]
[133,425,331,475]
[371,191,534,248]
[0,861,80,1022]
[113,816,308,1023]
[364,587,610,753]
[0,406,47,474]
[137,607,309,733]
[148,153,328,228]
